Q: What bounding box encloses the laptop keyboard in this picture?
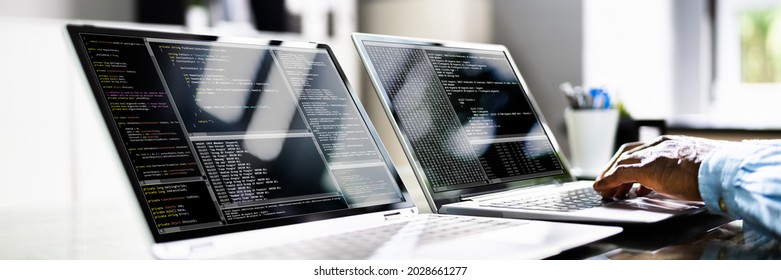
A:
[222,215,527,259]
[484,186,605,212]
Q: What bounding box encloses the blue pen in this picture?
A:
[589,88,610,109]
[601,90,610,108]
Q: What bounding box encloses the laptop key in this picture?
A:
[485,187,605,212]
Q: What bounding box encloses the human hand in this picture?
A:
[593,136,726,201]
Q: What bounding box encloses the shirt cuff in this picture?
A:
[698,143,758,219]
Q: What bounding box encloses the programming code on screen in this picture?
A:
[363,42,564,192]
[81,34,403,234]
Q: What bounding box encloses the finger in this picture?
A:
[636,185,654,197]
[597,142,645,180]
[612,183,633,199]
[597,188,617,200]
[614,153,642,166]
[620,141,646,152]
[596,183,632,200]
[594,164,643,192]
[624,135,677,156]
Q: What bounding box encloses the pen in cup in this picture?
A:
[559,82,612,109]
[589,88,610,109]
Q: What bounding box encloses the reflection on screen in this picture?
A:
[362,41,565,192]
[79,34,403,234]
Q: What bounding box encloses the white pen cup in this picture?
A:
[563,107,619,178]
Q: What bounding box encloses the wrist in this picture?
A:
[697,143,757,218]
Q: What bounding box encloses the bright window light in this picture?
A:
[740,6,781,83]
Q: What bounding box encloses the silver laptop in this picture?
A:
[64,24,620,259]
[352,33,704,224]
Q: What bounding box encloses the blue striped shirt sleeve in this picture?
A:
[699,141,781,238]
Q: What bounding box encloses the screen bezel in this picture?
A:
[66,25,416,243]
[352,32,576,212]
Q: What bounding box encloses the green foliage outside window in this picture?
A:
[741,7,781,83]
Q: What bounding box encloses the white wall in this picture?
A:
[359,0,493,43]
[583,0,676,120]
[0,17,74,212]
[0,0,134,21]
[672,0,711,117]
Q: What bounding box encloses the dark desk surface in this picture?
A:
[550,213,781,260]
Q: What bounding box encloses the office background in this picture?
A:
[2,0,781,259]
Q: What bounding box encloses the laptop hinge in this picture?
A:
[459,188,508,201]
[460,181,563,202]
[383,208,416,220]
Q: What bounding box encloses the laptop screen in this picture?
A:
[353,34,572,209]
[67,26,413,242]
